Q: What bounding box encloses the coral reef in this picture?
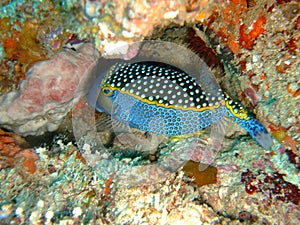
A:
[198,138,300,225]
[241,169,300,205]
[79,0,211,57]
[0,0,299,224]
[0,135,298,224]
[0,1,74,94]
[199,0,300,153]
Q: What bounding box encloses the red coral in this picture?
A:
[230,0,247,6]
[239,24,254,49]
[295,15,300,29]
[0,129,38,173]
[249,15,267,38]
[239,14,267,49]
[227,35,240,54]
[241,170,300,205]
[276,0,292,4]
[286,37,298,55]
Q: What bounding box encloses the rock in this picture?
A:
[0,43,99,136]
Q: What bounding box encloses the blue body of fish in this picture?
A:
[88,61,273,150]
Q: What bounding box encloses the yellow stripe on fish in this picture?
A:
[224,92,250,121]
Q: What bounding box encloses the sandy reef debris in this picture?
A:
[0,135,299,224]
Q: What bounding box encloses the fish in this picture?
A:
[87,61,273,150]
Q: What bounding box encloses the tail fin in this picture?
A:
[236,117,273,150]
[224,93,273,150]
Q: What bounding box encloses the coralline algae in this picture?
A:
[0,43,98,136]
[0,0,299,224]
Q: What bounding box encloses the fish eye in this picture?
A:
[102,87,114,96]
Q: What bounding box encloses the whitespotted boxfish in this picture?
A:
[88,61,273,150]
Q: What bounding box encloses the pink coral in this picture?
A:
[0,43,99,136]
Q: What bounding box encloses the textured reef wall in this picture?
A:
[0,0,299,224]
[0,0,298,149]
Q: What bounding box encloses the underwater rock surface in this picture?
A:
[0,43,98,136]
[0,0,299,224]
